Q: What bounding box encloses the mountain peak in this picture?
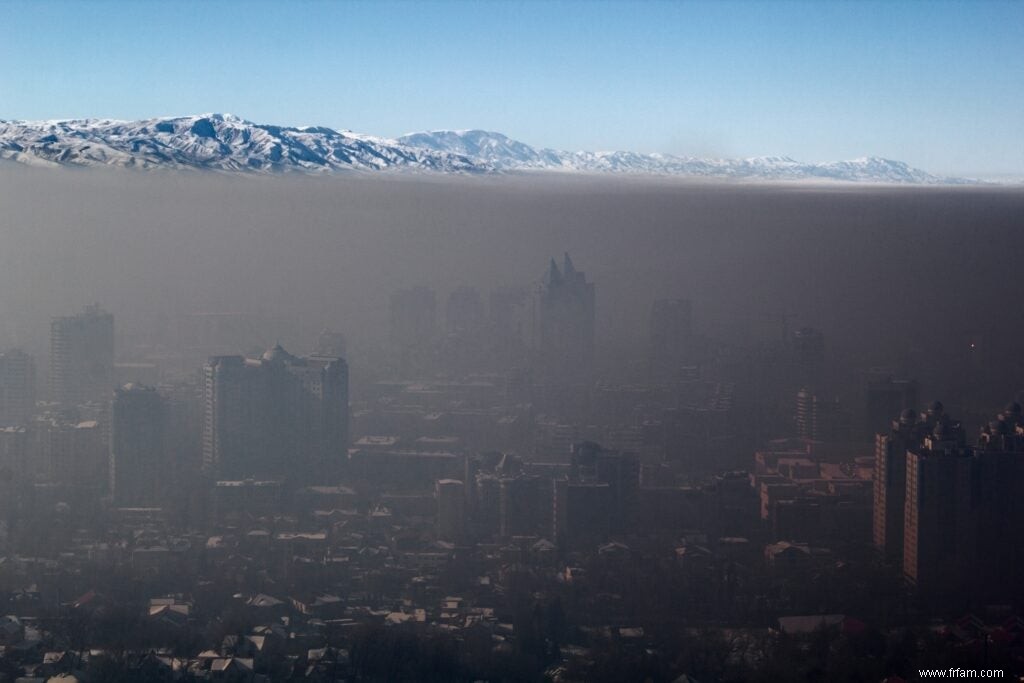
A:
[0,114,483,174]
[0,114,968,183]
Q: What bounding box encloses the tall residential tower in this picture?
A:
[110,384,166,506]
[50,304,114,406]
[202,345,348,482]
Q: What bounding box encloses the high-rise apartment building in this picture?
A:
[872,407,930,563]
[202,345,348,481]
[50,304,114,406]
[903,411,973,597]
[110,384,166,506]
[874,400,1024,604]
[972,402,1024,602]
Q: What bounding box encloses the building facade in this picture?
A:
[202,345,348,482]
[533,254,595,416]
[873,404,934,563]
[110,384,166,506]
[50,304,114,407]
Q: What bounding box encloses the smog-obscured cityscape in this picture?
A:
[0,168,1022,681]
[3,1,1024,680]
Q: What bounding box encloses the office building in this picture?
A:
[536,254,595,380]
[534,254,595,416]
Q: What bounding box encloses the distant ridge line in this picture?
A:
[0,114,977,184]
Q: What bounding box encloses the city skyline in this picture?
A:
[0,229,1023,679]
[0,3,1022,677]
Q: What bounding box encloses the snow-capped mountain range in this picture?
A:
[0,113,968,184]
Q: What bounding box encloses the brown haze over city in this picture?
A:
[1,165,1022,414]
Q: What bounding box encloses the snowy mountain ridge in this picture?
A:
[0,114,969,184]
[397,130,961,183]
[0,114,480,174]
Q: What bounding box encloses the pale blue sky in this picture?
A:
[1,0,1021,175]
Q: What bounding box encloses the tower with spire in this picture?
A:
[533,253,595,412]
